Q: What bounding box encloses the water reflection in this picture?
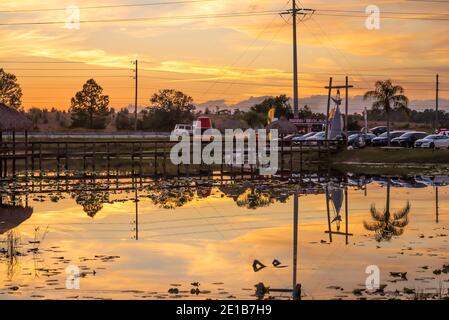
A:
[147,180,196,209]
[0,171,448,300]
[363,180,411,242]
[325,185,352,244]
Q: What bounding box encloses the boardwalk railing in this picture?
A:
[0,136,344,178]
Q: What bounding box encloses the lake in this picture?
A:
[1,172,449,300]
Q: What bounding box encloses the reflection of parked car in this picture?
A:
[390,132,428,148]
[292,132,318,145]
[415,134,449,149]
[370,126,388,136]
[348,133,376,148]
[371,131,408,147]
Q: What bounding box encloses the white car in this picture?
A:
[172,124,193,136]
[305,131,326,145]
[415,134,449,149]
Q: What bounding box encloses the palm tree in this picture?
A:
[364,80,409,146]
[364,180,410,242]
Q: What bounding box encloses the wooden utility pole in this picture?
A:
[325,77,333,139]
[134,59,138,131]
[281,3,315,119]
[292,0,299,118]
[435,73,439,131]
[345,76,349,140]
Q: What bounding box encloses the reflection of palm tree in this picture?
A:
[364,182,410,242]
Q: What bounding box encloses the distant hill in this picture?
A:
[195,95,449,114]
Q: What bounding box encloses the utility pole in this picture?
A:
[281,2,315,119]
[325,77,333,139]
[292,0,299,119]
[345,76,349,140]
[435,73,439,131]
[134,59,138,131]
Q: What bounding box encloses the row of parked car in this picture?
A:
[283,126,449,149]
[352,129,449,149]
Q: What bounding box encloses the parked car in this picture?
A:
[348,133,376,148]
[390,132,428,148]
[292,132,318,144]
[305,131,326,145]
[281,133,303,146]
[172,124,193,136]
[347,130,363,136]
[371,131,408,147]
[370,126,388,136]
[415,134,449,149]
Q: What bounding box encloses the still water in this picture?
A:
[1,173,449,300]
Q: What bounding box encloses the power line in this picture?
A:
[2,7,449,26]
[2,68,130,71]
[0,61,87,64]
[0,0,217,13]
[315,12,449,22]
[318,8,449,16]
[407,0,449,3]
[0,10,283,26]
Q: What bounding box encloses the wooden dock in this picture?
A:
[0,135,344,179]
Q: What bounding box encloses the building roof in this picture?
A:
[0,103,32,132]
[216,119,249,131]
[267,119,298,135]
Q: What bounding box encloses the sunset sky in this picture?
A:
[0,0,448,111]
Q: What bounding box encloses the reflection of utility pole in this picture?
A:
[135,187,139,240]
[325,186,353,244]
[254,191,301,301]
[293,190,299,291]
[325,185,332,243]
[344,186,349,245]
[436,186,439,224]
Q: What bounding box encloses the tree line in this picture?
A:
[1,67,444,133]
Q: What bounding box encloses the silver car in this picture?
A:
[415,134,449,149]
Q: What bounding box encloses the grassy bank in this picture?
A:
[331,147,449,175]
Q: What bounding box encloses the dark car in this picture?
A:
[371,131,408,147]
[348,133,376,148]
[370,126,388,136]
[391,132,428,148]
